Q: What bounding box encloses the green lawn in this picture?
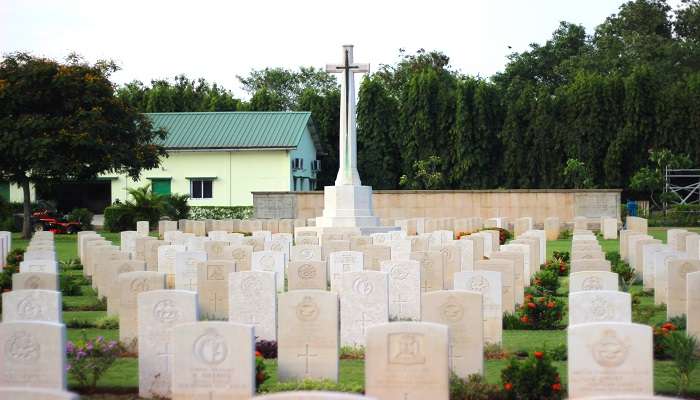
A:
[7,228,700,398]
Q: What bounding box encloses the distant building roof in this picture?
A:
[146,111,317,150]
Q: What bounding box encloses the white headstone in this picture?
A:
[252,250,286,291]
[2,290,62,322]
[138,290,198,398]
[380,260,421,321]
[568,322,652,398]
[454,270,502,344]
[277,290,339,382]
[171,322,255,399]
[229,271,277,341]
[340,271,389,346]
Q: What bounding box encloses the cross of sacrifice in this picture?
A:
[326,45,369,186]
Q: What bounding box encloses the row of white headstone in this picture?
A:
[566,225,655,399]
[620,219,700,339]
[0,232,79,400]
[85,225,551,343]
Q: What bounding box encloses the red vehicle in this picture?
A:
[31,210,83,234]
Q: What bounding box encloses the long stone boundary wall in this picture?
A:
[253,189,622,223]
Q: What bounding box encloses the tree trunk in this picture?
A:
[21,179,32,239]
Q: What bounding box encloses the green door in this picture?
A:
[0,182,9,202]
[151,179,171,196]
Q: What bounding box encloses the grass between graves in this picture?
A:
[7,228,700,398]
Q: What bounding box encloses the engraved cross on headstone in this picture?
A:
[355,312,372,335]
[392,293,410,318]
[208,292,225,314]
[448,342,463,370]
[297,343,318,374]
[157,342,171,373]
[326,45,369,186]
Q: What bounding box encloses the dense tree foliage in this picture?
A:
[117,75,241,112]
[354,0,700,192]
[115,0,700,193]
[0,53,167,237]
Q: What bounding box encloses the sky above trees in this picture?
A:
[1,0,682,94]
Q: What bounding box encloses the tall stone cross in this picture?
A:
[326,45,369,186]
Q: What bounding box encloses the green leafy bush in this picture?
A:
[557,229,572,240]
[607,251,637,290]
[503,312,527,330]
[530,270,560,295]
[258,379,363,394]
[450,373,505,400]
[0,263,18,291]
[6,248,24,268]
[666,331,698,396]
[65,319,95,329]
[60,274,86,296]
[60,259,83,271]
[517,293,564,330]
[255,350,269,390]
[189,206,254,220]
[543,251,570,277]
[95,315,119,329]
[339,345,365,359]
[163,193,191,221]
[501,351,563,400]
[66,208,94,230]
[103,204,135,232]
[654,321,680,359]
[648,205,700,227]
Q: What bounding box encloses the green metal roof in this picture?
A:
[146,111,314,150]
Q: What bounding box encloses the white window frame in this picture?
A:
[190,179,213,199]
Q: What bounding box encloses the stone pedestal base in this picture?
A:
[315,185,380,228]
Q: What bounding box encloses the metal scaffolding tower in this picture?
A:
[664,167,700,209]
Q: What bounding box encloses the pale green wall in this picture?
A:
[108,149,292,206]
[289,129,318,191]
[8,183,35,203]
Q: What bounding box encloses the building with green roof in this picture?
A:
[94,111,320,209]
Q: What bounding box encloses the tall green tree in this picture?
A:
[297,87,340,187]
[357,75,401,189]
[0,53,167,237]
[398,58,456,182]
[117,75,241,112]
[449,78,504,188]
[238,67,337,110]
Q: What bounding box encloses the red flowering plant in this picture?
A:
[543,251,570,276]
[653,321,678,359]
[516,293,564,330]
[501,349,563,399]
[66,333,121,392]
[255,350,269,390]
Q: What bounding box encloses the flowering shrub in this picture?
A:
[256,339,277,359]
[450,373,505,400]
[517,294,564,330]
[66,334,120,392]
[530,270,560,295]
[501,350,563,400]
[654,321,678,359]
[6,248,24,268]
[255,351,269,390]
[543,251,570,276]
